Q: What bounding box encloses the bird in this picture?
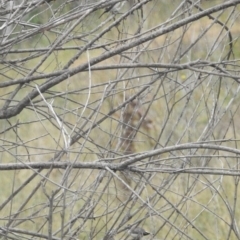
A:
[99,1,126,18]
[103,231,116,240]
[103,236,115,240]
[126,224,150,239]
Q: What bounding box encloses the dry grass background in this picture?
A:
[1,0,240,239]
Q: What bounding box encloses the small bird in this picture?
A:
[126,224,150,239]
[103,231,115,240]
[99,1,126,18]
[103,236,115,240]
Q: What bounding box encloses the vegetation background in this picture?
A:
[1,0,240,239]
